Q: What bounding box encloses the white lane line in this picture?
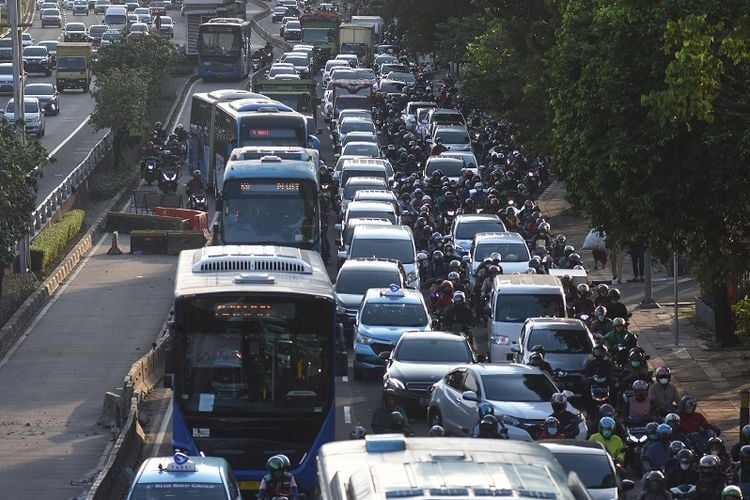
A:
[48,115,92,158]
[0,233,108,372]
[151,398,173,457]
[172,78,202,133]
[343,405,351,424]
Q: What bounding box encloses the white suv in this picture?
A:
[4,97,45,138]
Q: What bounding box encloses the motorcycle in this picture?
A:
[447,322,474,348]
[251,57,262,71]
[187,189,208,212]
[141,157,160,185]
[158,163,179,194]
[669,484,696,499]
[624,417,650,473]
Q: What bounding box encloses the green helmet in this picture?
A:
[267,454,290,476]
[613,317,626,327]
[721,485,743,499]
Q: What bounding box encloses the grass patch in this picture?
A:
[89,166,137,200]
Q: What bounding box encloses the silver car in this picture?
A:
[427,363,587,439]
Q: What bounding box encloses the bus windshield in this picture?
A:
[199,29,243,58]
[239,116,306,147]
[221,178,318,247]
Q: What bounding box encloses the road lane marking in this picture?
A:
[48,114,92,158]
[172,78,201,132]
[151,397,173,457]
[342,375,348,383]
[343,405,351,424]
[0,232,108,371]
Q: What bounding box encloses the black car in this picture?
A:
[38,40,58,67]
[24,83,60,116]
[22,46,52,76]
[63,22,88,42]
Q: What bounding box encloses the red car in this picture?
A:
[148,1,166,16]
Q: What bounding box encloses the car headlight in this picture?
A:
[491,335,510,345]
[355,333,374,345]
[386,377,405,390]
[499,414,520,427]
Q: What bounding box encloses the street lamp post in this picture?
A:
[8,0,25,144]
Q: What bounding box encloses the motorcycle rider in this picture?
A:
[431,137,448,156]
[174,123,189,143]
[549,392,580,439]
[571,283,595,317]
[707,436,733,474]
[538,416,566,440]
[649,366,681,416]
[590,306,614,338]
[589,416,625,465]
[584,344,613,383]
[604,317,637,354]
[620,349,653,392]
[594,283,610,307]
[695,455,727,500]
[677,395,721,445]
[721,485,744,500]
[623,379,656,422]
[186,169,206,196]
[470,402,508,438]
[371,388,411,434]
[605,288,629,320]
[664,413,689,444]
[257,454,300,500]
[637,471,673,500]
[551,234,567,261]
[666,448,698,488]
[730,424,750,461]
[527,351,555,380]
[641,423,673,473]
[443,291,474,330]
[731,445,750,492]
[476,414,509,439]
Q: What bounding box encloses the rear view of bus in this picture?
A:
[168,246,340,494]
[197,18,251,80]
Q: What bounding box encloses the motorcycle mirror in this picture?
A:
[621,480,635,491]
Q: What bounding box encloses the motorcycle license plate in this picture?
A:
[419,397,430,407]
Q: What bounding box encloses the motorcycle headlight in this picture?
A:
[355,333,374,345]
[492,335,510,345]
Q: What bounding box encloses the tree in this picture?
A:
[90,68,149,169]
[548,0,750,345]
[0,122,49,297]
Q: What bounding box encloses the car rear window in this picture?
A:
[343,181,387,200]
[350,237,415,264]
[396,339,471,363]
[474,242,529,262]
[335,270,401,295]
[528,328,592,354]
[454,220,505,240]
[361,302,427,327]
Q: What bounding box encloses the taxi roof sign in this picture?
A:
[380,284,404,297]
[162,452,198,472]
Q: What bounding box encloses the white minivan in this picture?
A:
[347,224,421,289]
[4,97,45,138]
[104,5,127,31]
[488,274,567,362]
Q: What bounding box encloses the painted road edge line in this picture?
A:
[49,115,93,159]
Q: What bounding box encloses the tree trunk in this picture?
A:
[712,282,738,346]
[112,130,125,170]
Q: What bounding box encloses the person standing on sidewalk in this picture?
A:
[628,241,646,282]
[608,240,623,284]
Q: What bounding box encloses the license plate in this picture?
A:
[239,481,260,491]
[419,397,430,406]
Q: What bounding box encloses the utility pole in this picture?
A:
[8,0,25,144]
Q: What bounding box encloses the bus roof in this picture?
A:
[223,155,317,183]
[317,435,578,500]
[195,89,267,103]
[175,245,333,299]
[203,17,249,26]
[214,106,306,121]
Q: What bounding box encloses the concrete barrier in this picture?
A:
[249,0,293,52]
[153,207,209,231]
[130,230,206,255]
[166,230,207,255]
[106,211,191,233]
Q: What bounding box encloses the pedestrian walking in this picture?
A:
[154,14,162,33]
[628,242,645,282]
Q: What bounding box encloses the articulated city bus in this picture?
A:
[168,245,346,494]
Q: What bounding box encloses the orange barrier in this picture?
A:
[153,207,208,231]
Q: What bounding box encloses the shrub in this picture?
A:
[30,210,85,275]
[732,295,750,338]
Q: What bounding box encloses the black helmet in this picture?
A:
[676,448,694,467]
[428,425,446,437]
[175,123,184,131]
[699,454,720,475]
[741,424,750,443]
[645,470,665,493]
[599,403,616,419]
[531,344,546,356]
[528,352,544,367]
[679,395,697,414]
[390,410,405,430]
[708,436,725,456]
[550,392,567,414]
[609,288,621,301]
[592,344,607,359]
[646,422,659,440]
[478,414,500,437]
[154,121,163,130]
[741,444,750,463]
[383,388,398,400]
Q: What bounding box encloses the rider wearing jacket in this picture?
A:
[443,291,474,328]
[589,416,625,464]
[549,392,580,439]
[186,170,206,195]
[649,366,681,416]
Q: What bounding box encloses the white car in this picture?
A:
[4,97,45,138]
[427,363,587,439]
[21,32,33,47]
[449,213,507,256]
[470,231,532,285]
[322,59,349,87]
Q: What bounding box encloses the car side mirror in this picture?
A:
[461,390,478,402]
[510,344,521,354]
[378,351,390,360]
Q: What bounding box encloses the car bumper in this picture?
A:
[64,35,88,42]
[387,381,434,407]
[354,340,395,371]
[25,61,50,71]
[41,19,61,26]
[489,342,515,362]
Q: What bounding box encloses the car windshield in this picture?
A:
[335,270,400,295]
[551,452,617,489]
[396,339,470,363]
[454,220,505,239]
[495,294,566,323]
[426,160,464,177]
[24,47,46,56]
[528,328,592,354]
[129,482,228,500]
[361,302,427,327]
[380,81,405,94]
[67,23,85,31]
[388,72,415,83]
[436,129,469,144]
[25,84,53,95]
[286,21,300,29]
[474,242,529,262]
[342,143,379,157]
[350,238,415,264]
[340,120,375,135]
[57,57,86,71]
[483,373,557,402]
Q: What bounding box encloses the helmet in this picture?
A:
[490,252,502,263]
[432,250,444,260]
[645,470,665,493]
[677,448,694,469]
[652,423,669,440]
[192,169,201,179]
[383,388,398,401]
[390,410,405,429]
[665,413,681,429]
[489,265,501,276]
[609,288,621,301]
[632,379,648,400]
[592,342,607,358]
[428,425,446,437]
[722,485,744,499]
[599,416,616,438]
[154,121,162,130]
[741,444,750,462]
[628,349,645,368]
[528,352,544,367]
[350,425,366,439]
[477,401,494,418]
[742,424,750,443]
[556,234,566,245]
[646,422,659,440]
[563,245,575,256]
[544,416,560,435]
[453,290,465,302]
[612,317,626,328]
[708,436,725,456]
[531,344,546,356]
[576,283,589,295]
[568,253,581,264]
[699,454,720,475]
[478,414,500,437]
[550,392,567,414]
[679,395,697,414]
[449,260,461,269]
[448,271,461,281]
[655,366,671,384]
[175,123,184,131]
[599,403,616,419]
[669,440,685,455]
[267,454,290,476]
[596,283,609,295]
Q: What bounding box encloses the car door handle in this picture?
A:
[455,397,462,404]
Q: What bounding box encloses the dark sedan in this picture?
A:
[22,46,52,75]
[24,83,60,116]
[63,22,88,42]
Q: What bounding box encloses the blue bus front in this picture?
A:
[198,24,248,79]
[170,293,337,493]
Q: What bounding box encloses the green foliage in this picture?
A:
[88,167,137,201]
[732,295,750,337]
[29,210,85,275]
[91,68,149,139]
[0,120,50,271]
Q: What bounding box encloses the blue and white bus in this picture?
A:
[218,151,321,250]
[210,103,318,192]
[168,245,346,494]
[188,89,266,190]
[197,18,251,80]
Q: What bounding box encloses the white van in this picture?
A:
[104,5,127,31]
[348,224,420,289]
[488,274,567,362]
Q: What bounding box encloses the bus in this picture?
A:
[217,152,321,250]
[197,18,251,80]
[168,245,347,495]
[211,105,317,192]
[188,89,266,190]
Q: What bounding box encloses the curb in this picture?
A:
[248,0,293,52]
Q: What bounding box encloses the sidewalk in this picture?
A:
[537,179,750,445]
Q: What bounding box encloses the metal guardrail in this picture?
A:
[29,131,114,239]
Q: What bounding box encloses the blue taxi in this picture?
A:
[126,452,242,499]
[353,285,431,380]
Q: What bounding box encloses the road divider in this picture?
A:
[130,229,206,255]
[105,211,192,233]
